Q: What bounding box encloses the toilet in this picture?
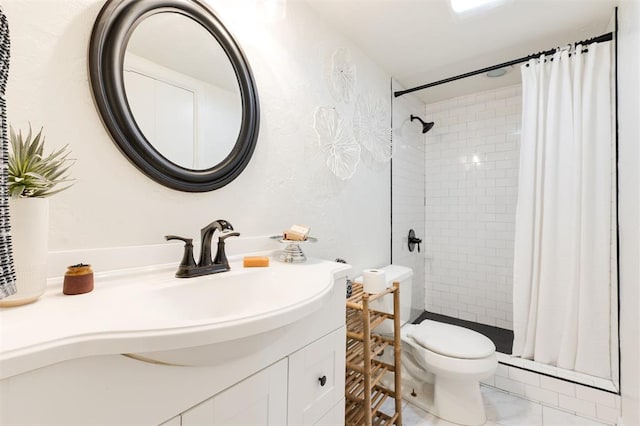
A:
[356,265,497,426]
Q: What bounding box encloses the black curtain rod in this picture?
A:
[394,32,613,98]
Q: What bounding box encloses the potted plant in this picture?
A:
[0,125,73,307]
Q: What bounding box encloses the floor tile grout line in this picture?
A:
[399,385,610,426]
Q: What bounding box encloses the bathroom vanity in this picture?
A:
[0,256,349,425]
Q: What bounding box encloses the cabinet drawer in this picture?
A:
[288,327,346,425]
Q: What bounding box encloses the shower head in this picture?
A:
[410,115,435,134]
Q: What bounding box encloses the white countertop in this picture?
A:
[0,254,349,380]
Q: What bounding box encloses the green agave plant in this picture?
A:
[8,125,74,198]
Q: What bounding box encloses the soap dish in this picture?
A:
[270,235,318,263]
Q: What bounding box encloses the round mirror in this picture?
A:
[124,13,242,170]
[89,0,259,192]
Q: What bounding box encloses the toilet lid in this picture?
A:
[407,320,496,359]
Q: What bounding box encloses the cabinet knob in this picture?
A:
[318,375,327,386]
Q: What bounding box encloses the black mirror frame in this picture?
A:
[89,0,259,192]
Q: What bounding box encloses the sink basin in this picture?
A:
[0,256,349,379]
[149,268,306,322]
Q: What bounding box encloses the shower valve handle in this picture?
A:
[408,229,422,253]
[410,237,422,253]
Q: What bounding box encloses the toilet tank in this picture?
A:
[355,265,413,335]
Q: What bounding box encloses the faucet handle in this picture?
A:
[214,232,240,268]
[165,235,192,244]
[218,231,240,242]
[165,235,197,276]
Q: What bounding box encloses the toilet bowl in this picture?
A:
[401,322,497,425]
[359,265,497,426]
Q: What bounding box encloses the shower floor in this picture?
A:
[413,311,514,354]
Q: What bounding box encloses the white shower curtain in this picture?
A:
[512,41,613,379]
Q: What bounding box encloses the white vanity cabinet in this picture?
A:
[167,326,345,426]
[0,263,349,426]
[288,327,346,425]
[180,359,288,425]
[159,417,181,426]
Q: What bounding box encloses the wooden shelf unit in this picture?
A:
[345,282,402,426]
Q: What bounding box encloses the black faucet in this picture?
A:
[166,220,240,278]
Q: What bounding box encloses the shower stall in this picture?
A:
[391,32,619,394]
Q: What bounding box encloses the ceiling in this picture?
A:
[305,0,617,103]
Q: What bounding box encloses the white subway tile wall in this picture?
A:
[482,364,621,425]
[391,80,426,320]
[423,84,522,329]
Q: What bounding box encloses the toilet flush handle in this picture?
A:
[408,229,422,253]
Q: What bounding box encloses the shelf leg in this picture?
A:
[362,293,372,426]
[393,282,403,425]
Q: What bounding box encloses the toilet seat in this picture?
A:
[407,320,496,359]
[401,324,497,380]
[400,321,498,425]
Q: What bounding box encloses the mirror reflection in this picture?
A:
[124,13,242,170]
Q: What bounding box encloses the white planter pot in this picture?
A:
[0,197,49,307]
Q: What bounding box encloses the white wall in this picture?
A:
[617,0,640,424]
[3,0,391,275]
[423,85,521,329]
[391,80,426,320]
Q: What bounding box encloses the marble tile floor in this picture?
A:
[385,385,609,426]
